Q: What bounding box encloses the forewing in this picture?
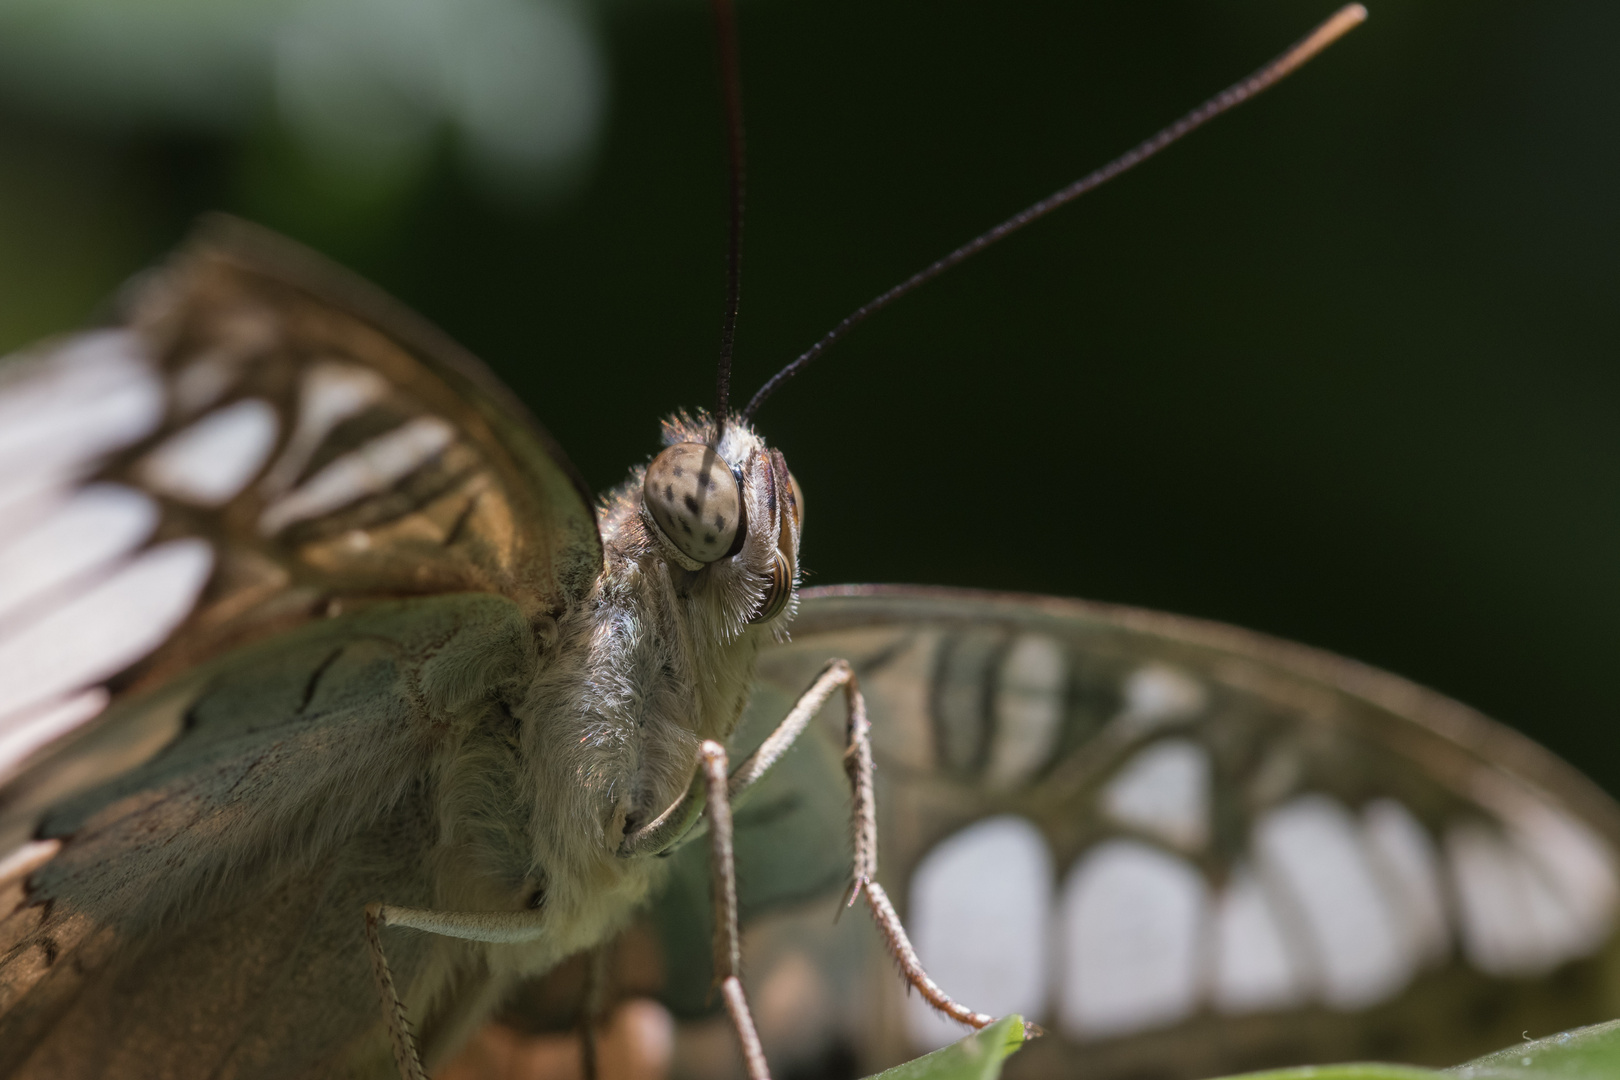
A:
[0,220,593,1077]
[0,215,599,847]
[652,585,1620,1080]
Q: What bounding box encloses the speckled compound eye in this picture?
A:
[643,443,743,564]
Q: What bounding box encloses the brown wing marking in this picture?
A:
[0,806,449,1080]
[109,216,600,693]
[0,217,599,831]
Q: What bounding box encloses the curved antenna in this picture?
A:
[711,0,746,444]
[740,3,1368,423]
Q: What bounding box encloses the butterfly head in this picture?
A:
[630,411,802,630]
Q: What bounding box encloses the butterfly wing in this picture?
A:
[645,584,1620,1080]
[0,218,599,1077]
[0,214,599,844]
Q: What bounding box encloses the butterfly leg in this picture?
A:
[363,903,549,1080]
[727,661,1007,1036]
[699,739,774,1080]
[826,663,1011,1036]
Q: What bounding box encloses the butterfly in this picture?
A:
[1,8,1618,1080]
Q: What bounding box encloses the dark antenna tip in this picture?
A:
[710,0,746,446]
[739,3,1369,424]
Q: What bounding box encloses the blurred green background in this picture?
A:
[1,0,1617,793]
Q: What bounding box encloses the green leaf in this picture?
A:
[1214,1066,1444,1080]
[1449,1019,1620,1079]
[858,1016,1620,1080]
[862,1015,1027,1080]
[1203,1018,1620,1080]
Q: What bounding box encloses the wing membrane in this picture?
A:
[0,592,536,1079]
[645,585,1620,1080]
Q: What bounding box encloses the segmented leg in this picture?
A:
[364,903,549,1080]
[365,904,429,1080]
[699,740,773,1080]
[727,660,1004,1037]
[825,661,998,1032]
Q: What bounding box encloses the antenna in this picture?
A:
[740,4,1368,423]
[711,0,746,444]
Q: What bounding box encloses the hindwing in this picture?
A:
[637,585,1620,1080]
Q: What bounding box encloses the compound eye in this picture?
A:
[643,443,743,564]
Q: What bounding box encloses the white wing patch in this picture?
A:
[0,538,213,728]
[1362,798,1450,964]
[1500,789,1619,955]
[1213,863,1304,1013]
[0,484,157,623]
[905,815,1053,1052]
[1447,822,1587,976]
[0,689,109,784]
[0,331,162,521]
[260,362,390,496]
[0,332,222,802]
[986,633,1066,789]
[1442,779,1617,979]
[1120,664,1207,731]
[1101,738,1210,850]
[0,838,60,891]
[1254,794,1411,1008]
[135,397,279,505]
[878,631,1620,1045]
[260,415,456,534]
[1057,839,1208,1038]
[902,784,1618,1042]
